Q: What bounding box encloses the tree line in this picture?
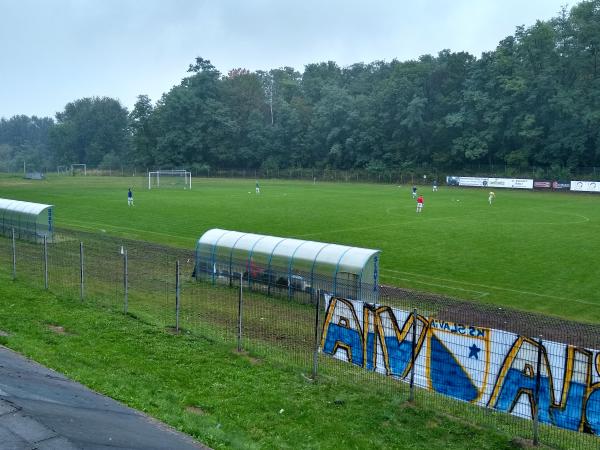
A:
[1,1,599,178]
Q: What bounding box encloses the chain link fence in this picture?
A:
[43,164,600,184]
[1,227,599,449]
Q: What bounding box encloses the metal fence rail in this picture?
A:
[28,164,600,184]
[1,227,599,449]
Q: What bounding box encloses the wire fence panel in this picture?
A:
[47,235,82,300]
[1,229,599,449]
[241,274,315,369]
[190,165,600,185]
[0,231,13,276]
[14,236,44,289]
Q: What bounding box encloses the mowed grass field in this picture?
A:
[1,174,599,323]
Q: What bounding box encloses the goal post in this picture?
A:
[71,164,87,176]
[148,169,192,190]
[57,165,70,175]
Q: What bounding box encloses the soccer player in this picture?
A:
[412,185,417,199]
[416,195,424,213]
[432,180,438,192]
[488,191,495,205]
[127,188,134,206]
[255,181,260,194]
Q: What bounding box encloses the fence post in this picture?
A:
[311,289,322,380]
[175,260,180,332]
[43,235,48,289]
[533,335,543,446]
[79,241,84,300]
[409,308,417,402]
[237,272,243,352]
[11,228,16,280]
[123,248,128,314]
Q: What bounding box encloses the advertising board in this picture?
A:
[552,180,570,190]
[446,176,488,187]
[488,178,533,189]
[533,180,552,189]
[571,180,600,193]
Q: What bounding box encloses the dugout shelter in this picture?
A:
[0,198,53,242]
[195,228,380,301]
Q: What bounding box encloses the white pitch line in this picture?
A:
[295,222,401,238]
[381,269,598,306]
[384,275,490,297]
[574,213,591,223]
[64,220,192,242]
[295,213,473,239]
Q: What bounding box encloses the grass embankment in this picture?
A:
[0,274,522,449]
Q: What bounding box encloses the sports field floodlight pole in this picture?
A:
[409,308,417,402]
[12,228,16,280]
[237,272,243,352]
[123,247,128,314]
[79,241,84,300]
[311,289,322,380]
[533,335,543,446]
[175,260,180,332]
[43,235,48,289]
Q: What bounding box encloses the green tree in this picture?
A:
[152,57,234,168]
[129,95,156,168]
[50,97,129,167]
[0,115,54,172]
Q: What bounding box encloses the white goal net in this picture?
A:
[71,164,87,176]
[148,170,192,190]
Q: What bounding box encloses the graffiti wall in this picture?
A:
[320,296,600,435]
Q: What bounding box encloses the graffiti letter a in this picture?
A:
[321,297,364,367]
[488,337,552,424]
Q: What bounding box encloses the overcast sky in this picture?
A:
[0,0,570,119]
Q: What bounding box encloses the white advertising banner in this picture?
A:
[447,176,534,189]
[446,176,489,187]
[570,180,600,193]
[459,176,489,187]
[488,178,534,189]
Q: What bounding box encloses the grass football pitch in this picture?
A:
[1,174,598,323]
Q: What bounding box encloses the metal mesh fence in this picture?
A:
[30,164,600,182]
[1,227,599,449]
[193,166,600,184]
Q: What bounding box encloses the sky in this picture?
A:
[0,0,571,119]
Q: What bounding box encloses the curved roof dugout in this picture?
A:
[0,198,54,241]
[196,228,380,300]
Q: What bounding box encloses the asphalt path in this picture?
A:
[0,346,209,450]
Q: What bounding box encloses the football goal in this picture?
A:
[148,170,192,190]
[57,165,70,175]
[71,164,87,176]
